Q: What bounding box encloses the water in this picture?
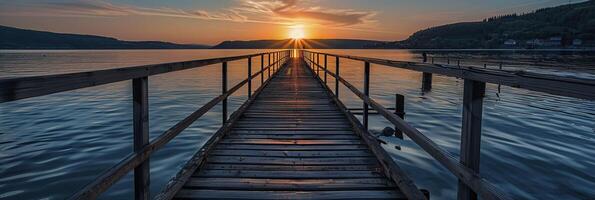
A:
[0,49,594,199]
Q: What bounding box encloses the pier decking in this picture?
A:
[173,59,406,199]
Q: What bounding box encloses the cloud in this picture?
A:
[0,0,377,27]
[240,0,377,26]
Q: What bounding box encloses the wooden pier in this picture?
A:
[168,58,417,199]
[1,49,594,200]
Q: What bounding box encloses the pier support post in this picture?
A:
[132,76,149,200]
[363,62,370,129]
[324,54,328,84]
[394,94,405,139]
[222,62,228,123]
[248,56,252,98]
[458,79,486,200]
[422,72,432,92]
[335,56,340,98]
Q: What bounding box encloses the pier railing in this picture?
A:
[0,50,291,199]
[301,50,595,200]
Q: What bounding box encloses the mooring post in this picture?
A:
[498,62,503,93]
[363,61,370,129]
[324,54,328,84]
[458,79,486,200]
[335,56,340,98]
[394,94,405,139]
[222,62,228,123]
[422,55,432,92]
[132,76,149,200]
[248,56,252,99]
[261,54,264,84]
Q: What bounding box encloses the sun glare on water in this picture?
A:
[288,26,305,39]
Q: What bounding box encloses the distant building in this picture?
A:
[504,39,517,46]
[544,37,562,46]
[526,39,543,47]
[572,39,583,46]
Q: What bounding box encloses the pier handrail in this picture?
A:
[302,50,558,200]
[303,51,595,100]
[0,50,291,199]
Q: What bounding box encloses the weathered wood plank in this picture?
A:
[209,149,372,157]
[206,156,377,165]
[175,189,404,200]
[194,170,384,179]
[184,178,396,191]
[203,164,381,171]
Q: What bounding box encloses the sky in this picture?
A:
[0,0,580,45]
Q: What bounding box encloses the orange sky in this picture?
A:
[0,0,577,45]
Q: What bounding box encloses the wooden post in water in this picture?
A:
[363,62,370,129]
[261,55,264,84]
[422,53,432,92]
[335,56,340,98]
[458,79,486,200]
[248,56,252,98]
[394,94,405,139]
[324,54,328,84]
[132,76,149,200]
[222,62,228,123]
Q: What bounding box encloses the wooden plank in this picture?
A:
[183,178,396,191]
[195,170,384,179]
[206,156,377,165]
[209,149,372,157]
[203,164,380,171]
[218,139,362,145]
[175,189,404,199]
[225,134,358,140]
[230,130,354,135]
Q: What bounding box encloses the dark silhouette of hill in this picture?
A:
[0,25,210,49]
[211,39,386,49]
[375,0,595,49]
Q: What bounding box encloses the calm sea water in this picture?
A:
[0,49,594,200]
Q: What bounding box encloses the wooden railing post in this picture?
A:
[335,56,340,98]
[222,62,228,123]
[316,53,320,76]
[395,94,405,139]
[458,79,486,200]
[324,54,328,84]
[261,54,264,84]
[363,61,370,129]
[248,56,252,98]
[132,76,149,200]
[268,53,271,78]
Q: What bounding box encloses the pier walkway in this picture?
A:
[173,58,407,199]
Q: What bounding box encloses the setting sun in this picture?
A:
[288,26,306,39]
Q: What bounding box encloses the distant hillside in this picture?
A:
[212,39,386,49]
[376,0,595,49]
[0,25,210,49]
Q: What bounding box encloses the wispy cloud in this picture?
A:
[0,0,378,28]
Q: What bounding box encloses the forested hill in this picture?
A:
[0,25,210,49]
[376,0,595,49]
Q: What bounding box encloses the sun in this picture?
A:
[288,26,306,39]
